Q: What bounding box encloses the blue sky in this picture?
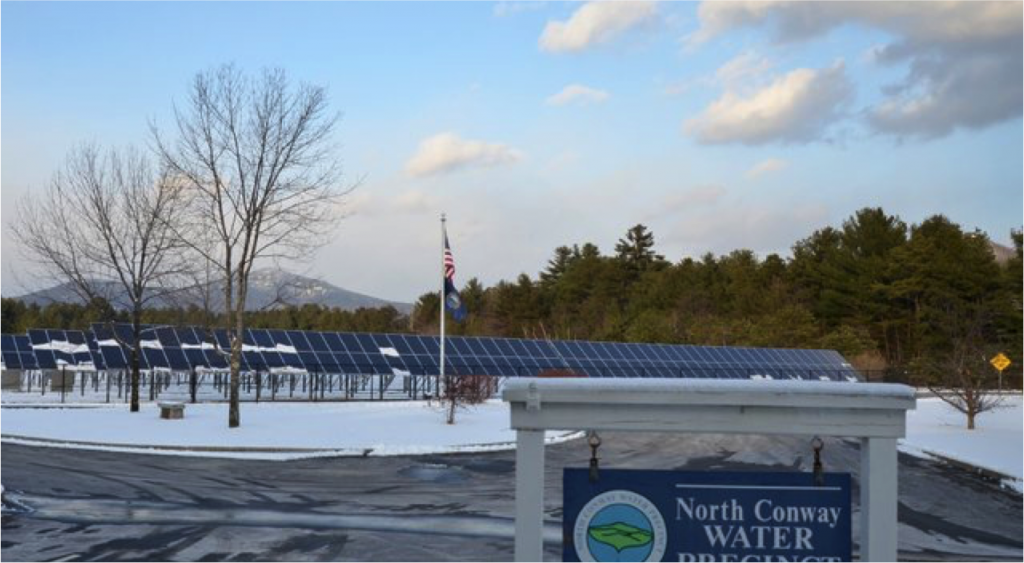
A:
[2,1,1022,302]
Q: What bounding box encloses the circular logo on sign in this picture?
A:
[573,490,667,562]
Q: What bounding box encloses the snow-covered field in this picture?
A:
[0,400,578,459]
[901,394,1023,492]
[4,389,1021,490]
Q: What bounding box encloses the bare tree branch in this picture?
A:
[152,64,356,428]
[10,143,191,411]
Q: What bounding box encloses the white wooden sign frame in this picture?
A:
[502,378,916,562]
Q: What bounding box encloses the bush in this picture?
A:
[446,374,496,405]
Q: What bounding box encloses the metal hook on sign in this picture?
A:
[588,430,602,483]
[811,436,824,486]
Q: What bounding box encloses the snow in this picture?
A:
[241,343,298,354]
[32,341,90,354]
[503,377,915,399]
[0,400,579,460]
[379,347,400,357]
[900,395,1023,492]
[181,342,215,350]
[268,366,307,374]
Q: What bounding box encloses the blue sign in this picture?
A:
[563,469,851,562]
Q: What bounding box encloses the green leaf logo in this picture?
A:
[587,522,654,552]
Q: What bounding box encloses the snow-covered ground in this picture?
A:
[0,400,579,460]
[901,394,1023,492]
[4,388,1020,490]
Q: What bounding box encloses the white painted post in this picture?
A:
[860,437,898,561]
[514,429,546,562]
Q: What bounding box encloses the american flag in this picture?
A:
[443,234,456,281]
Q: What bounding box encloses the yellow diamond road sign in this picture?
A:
[990,353,1012,372]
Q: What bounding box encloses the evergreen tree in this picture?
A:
[789,226,844,321]
[411,292,441,333]
[885,215,1002,364]
[615,224,664,276]
[994,229,1022,362]
[540,246,576,287]
[1,298,27,333]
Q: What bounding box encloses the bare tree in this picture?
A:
[915,305,1005,429]
[153,64,354,428]
[11,144,189,412]
[441,374,495,424]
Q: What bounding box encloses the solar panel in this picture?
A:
[14,335,39,370]
[26,329,97,370]
[27,329,56,369]
[285,330,320,371]
[92,324,129,370]
[2,334,21,369]
[174,327,209,369]
[12,323,861,382]
[266,330,304,371]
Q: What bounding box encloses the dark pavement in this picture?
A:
[2,432,1021,561]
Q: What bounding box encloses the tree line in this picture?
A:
[412,208,1022,381]
[0,299,409,336]
[10,206,1018,385]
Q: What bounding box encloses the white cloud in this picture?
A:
[405,133,524,178]
[715,51,773,90]
[693,1,1020,46]
[493,0,548,17]
[539,1,657,53]
[745,158,789,179]
[545,84,610,106]
[685,61,853,145]
[691,1,1023,138]
[866,48,1021,138]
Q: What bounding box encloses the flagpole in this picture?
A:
[439,213,446,396]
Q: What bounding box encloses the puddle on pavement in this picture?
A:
[397,463,467,484]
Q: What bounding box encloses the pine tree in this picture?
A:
[885,215,1002,362]
[540,246,575,287]
[996,229,1023,364]
[615,224,664,276]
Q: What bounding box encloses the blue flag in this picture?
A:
[443,234,467,321]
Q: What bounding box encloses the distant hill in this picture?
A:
[6,269,413,314]
[989,241,1016,264]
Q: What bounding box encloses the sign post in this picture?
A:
[503,379,916,562]
[990,353,1011,391]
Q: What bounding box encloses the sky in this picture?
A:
[2,1,1022,303]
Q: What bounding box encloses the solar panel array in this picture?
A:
[1,334,40,370]
[2,326,860,381]
[25,329,102,370]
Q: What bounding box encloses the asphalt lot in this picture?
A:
[2,432,1021,561]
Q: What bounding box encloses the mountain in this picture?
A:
[6,269,413,314]
[989,241,1016,264]
[243,270,413,313]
